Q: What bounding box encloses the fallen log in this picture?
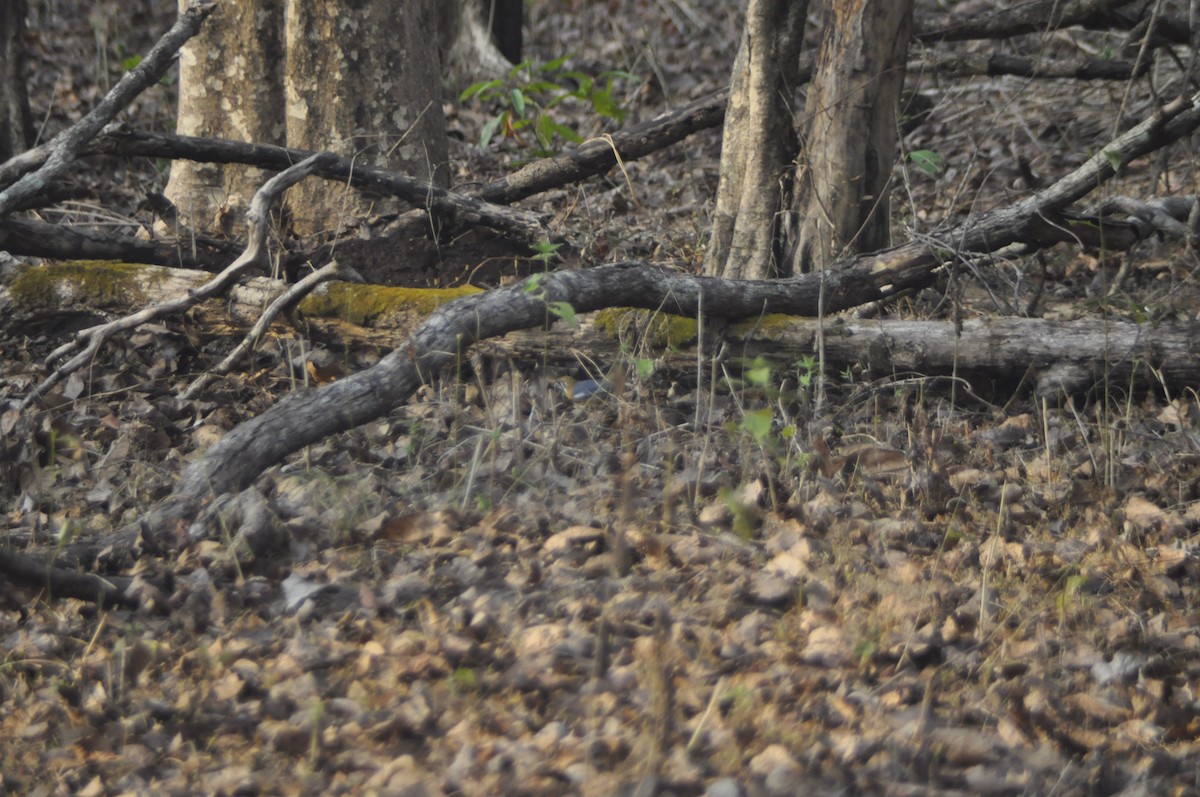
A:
[7,257,1192,400]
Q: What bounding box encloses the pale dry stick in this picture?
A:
[20,153,336,410]
[182,257,365,399]
[685,676,726,754]
[0,1,216,216]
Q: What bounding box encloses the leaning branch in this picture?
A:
[88,127,548,240]
[914,0,1135,43]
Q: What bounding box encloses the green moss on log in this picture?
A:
[299,283,482,326]
[8,261,156,308]
[730,314,798,340]
[593,308,698,348]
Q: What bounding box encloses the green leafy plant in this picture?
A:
[523,268,578,329]
[907,149,945,177]
[530,239,562,271]
[461,56,639,156]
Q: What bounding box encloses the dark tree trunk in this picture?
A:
[483,0,522,64]
[0,0,34,162]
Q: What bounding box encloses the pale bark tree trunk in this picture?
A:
[163,0,285,236]
[165,0,452,240]
[440,0,518,86]
[704,0,808,280]
[284,0,448,237]
[787,0,914,272]
[0,0,34,162]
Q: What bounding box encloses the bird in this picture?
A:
[553,375,613,403]
[570,378,611,402]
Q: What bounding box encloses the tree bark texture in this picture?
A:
[788,0,914,273]
[164,0,285,235]
[704,0,808,281]
[165,0,448,240]
[0,0,33,163]
[285,0,448,236]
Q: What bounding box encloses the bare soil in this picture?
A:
[3,2,1200,796]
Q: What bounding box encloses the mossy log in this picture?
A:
[6,261,1198,402]
[0,260,479,345]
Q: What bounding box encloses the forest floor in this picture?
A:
[2,1,1200,795]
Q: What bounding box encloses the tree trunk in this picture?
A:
[787,0,914,272]
[163,0,285,236]
[704,0,808,280]
[284,0,449,237]
[165,0,450,241]
[439,0,516,86]
[0,0,33,162]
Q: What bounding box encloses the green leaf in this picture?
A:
[524,273,545,292]
[545,93,576,109]
[531,240,562,259]
[548,301,578,328]
[121,54,143,71]
[534,114,555,148]
[460,79,502,102]
[907,149,945,176]
[522,80,560,94]
[590,89,621,120]
[1103,149,1123,171]
[511,88,526,118]
[479,113,504,149]
[635,358,655,380]
[508,59,535,79]
[742,408,774,444]
[746,357,772,387]
[538,54,572,72]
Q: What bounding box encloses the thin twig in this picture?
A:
[183,258,365,399]
[20,153,335,410]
